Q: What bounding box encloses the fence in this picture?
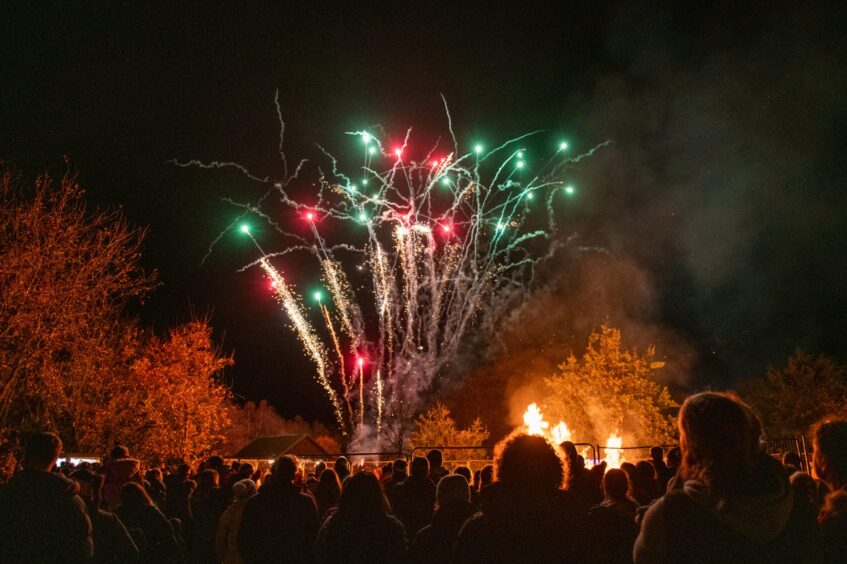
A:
[410,445,495,472]
[764,437,811,472]
[256,435,811,476]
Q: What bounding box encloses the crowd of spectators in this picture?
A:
[0,391,845,563]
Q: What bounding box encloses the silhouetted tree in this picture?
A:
[741,350,847,438]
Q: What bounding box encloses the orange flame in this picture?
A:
[522,403,572,445]
[523,403,549,435]
[604,431,624,468]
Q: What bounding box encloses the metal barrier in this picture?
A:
[571,443,598,465]
[410,442,600,470]
[409,445,495,471]
[318,452,406,473]
[764,437,810,472]
[593,444,678,465]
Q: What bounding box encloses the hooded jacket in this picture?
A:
[102,457,141,510]
[216,496,251,564]
[634,453,821,564]
[0,468,93,563]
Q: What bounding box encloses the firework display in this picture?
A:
[176,102,602,447]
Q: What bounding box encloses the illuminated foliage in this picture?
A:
[0,168,233,463]
[410,402,489,461]
[544,325,677,445]
[0,168,155,432]
[74,319,233,464]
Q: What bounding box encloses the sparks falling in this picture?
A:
[174,97,605,446]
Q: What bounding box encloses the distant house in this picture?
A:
[232,434,330,461]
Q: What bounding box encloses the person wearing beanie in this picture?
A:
[384,458,408,506]
[334,457,351,483]
[216,479,257,564]
[409,474,476,563]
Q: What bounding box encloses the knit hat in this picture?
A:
[232,478,257,499]
[437,474,470,506]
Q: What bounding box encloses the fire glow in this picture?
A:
[521,403,626,468]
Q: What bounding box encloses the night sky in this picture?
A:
[2,2,846,426]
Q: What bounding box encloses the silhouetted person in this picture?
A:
[783,451,802,475]
[589,468,639,564]
[561,440,605,507]
[0,432,93,563]
[391,456,436,537]
[452,465,472,486]
[334,457,350,483]
[314,461,327,479]
[316,471,407,563]
[453,465,476,505]
[189,468,224,563]
[478,464,493,487]
[427,449,449,484]
[237,455,319,563]
[145,468,167,509]
[315,468,342,521]
[379,462,393,485]
[631,460,661,506]
[409,474,476,563]
[207,456,234,487]
[650,446,674,492]
[634,392,820,564]
[305,476,319,496]
[71,468,140,563]
[666,446,681,472]
[476,463,495,509]
[117,482,178,563]
[812,418,847,563]
[103,445,141,510]
[164,463,195,526]
[216,479,256,564]
[454,434,588,563]
[383,458,407,503]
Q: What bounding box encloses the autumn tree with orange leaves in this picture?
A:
[0,167,233,463]
[0,168,155,431]
[77,320,233,464]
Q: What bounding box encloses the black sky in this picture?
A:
[2,1,846,425]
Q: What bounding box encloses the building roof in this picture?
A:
[232,434,329,459]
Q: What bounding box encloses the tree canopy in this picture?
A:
[741,350,847,438]
[544,325,677,446]
[410,402,489,461]
[0,168,233,462]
